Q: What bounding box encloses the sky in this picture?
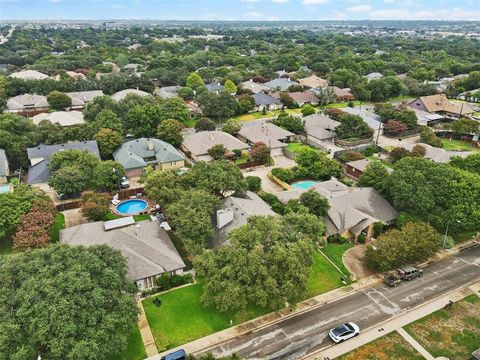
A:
[0,0,479,21]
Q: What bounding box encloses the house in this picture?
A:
[113,138,185,177]
[111,88,153,102]
[341,107,381,129]
[252,92,282,112]
[264,78,299,91]
[277,178,397,239]
[8,69,50,81]
[66,90,104,109]
[60,219,186,291]
[155,86,180,99]
[275,70,288,78]
[54,71,87,81]
[124,63,140,74]
[6,94,50,115]
[403,143,473,163]
[410,108,445,126]
[32,111,85,127]
[329,87,355,101]
[303,113,340,142]
[26,140,101,185]
[212,191,276,248]
[181,131,250,162]
[408,94,475,118]
[288,91,319,106]
[0,149,9,184]
[205,82,224,92]
[364,72,383,82]
[298,75,328,89]
[345,158,392,180]
[237,121,295,156]
[239,80,270,94]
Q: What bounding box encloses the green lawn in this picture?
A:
[104,213,151,222]
[143,283,269,352]
[287,142,310,154]
[367,155,394,169]
[49,213,65,243]
[108,325,146,360]
[404,294,480,359]
[182,118,197,128]
[451,230,479,244]
[323,101,362,109]
[441,138,479,152]
[307,250,346,297]
[322,243,353,278]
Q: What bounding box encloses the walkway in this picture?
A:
[138,302,158,357]
[242,155,295,194]
[397,328,434,360]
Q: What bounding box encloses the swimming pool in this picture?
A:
[116,199,148,215]
[291,180,318,190]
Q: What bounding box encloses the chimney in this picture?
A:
[217,208,234,229]
[147,141,154,151]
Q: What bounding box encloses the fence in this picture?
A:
[333,144,382,162]
[383,127,420,139]
[334,137,373,147]
[236,159,266,169]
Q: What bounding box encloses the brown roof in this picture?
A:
[330,87,354,100]
[298,75,328,89]
[289,91,319,104]
[411,94,474,115]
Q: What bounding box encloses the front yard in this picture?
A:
[307,250,347,297]
[108,325,146,360]
[404,294,480,359]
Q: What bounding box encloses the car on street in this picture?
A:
[329,322,360,343]
[397,266,423,281]
[161,349,186,360]
[383,272,401,287]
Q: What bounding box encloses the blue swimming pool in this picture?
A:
[291,180,318,190]
[116,199,148,215]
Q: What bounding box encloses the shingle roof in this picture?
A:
[66,90,104,104]
[205,82,224,92]
[0,149,8,177]
[6,94,49,111]
[346,158,393,174]
[32,111,85,127]
[253,92,281,106]
[240,81,270,94]
[288,91,319,104]
[111,88,152,102]
[409,94,475,115]
[182,131,249,156]
[8,70,50,80]
[365,72,383,81]
[155,86,180,99]
[264,78,299,91]
[298,75,328,89]
[403,143,473,163]
[113,138,184,170]
[304,113,340,140]
[60,221,185,281]
[238,121,294,148]
[26,140,100,184]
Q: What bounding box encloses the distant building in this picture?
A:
[66,90,104,110]
[303,113,340,142]
[252,92,282,112]
[155,86,180,99]
[287,91,319,106]
[345,158,392,180]
[111,88,152,102]
[6,94,50,115]
[408,94,475,118]
[403,143,473,163]
[60,219,186,291]
[8,69,50,81]
[113,138,185,177]
[264,78,299,91]
[364,72,383,82]
[298,75,328,89]
[239,80,270,94]
[32,111,85,127]
[212,191,276,248]
[205,82,224,93]
[237,121,295,156]
[26,140,100,185]
[0,149,9,184]
[181,131,250,162]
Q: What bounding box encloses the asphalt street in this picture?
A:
[204,245,480,360]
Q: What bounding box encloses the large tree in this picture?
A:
[357,161,390,192]
[299,190,330,218]
[47,91,72,110]
[156,118,183,147]
[197,91,237,121]
[0,244,138,360]
[366,222,441,271]
[94,128,123,159]
[194,215,317,312]
[450,153,480,175]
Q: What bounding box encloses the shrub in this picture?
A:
[338,150,365,163]
[337,236,348,244]
[357,234,366,244]
[301,104,316,117]
[271,167,295,183]
[250,142,270,163]
[207,144,227,160]
[246,176,261,192]
[373,222,385,237]
[195,117,216,131]
[258,192,285,214]
[153,272,193,292]
[232,149,243,158]
[362,146,378,157]
[390,147,411,163]
[81,192,111,222]
[411,144,426,157]
[420,127,443,148]
[442,236,455,249]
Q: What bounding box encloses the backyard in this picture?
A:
[404,294,480,359]
[441,138,479,152]
[338,331,423,360]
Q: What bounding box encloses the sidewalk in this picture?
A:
[150,276,382,359]
[303,281,480,360]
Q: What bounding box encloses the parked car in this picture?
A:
[397,266,423,281]
[329,322,360,343]
[120,176,130,189]
[383,273,401,287]
[161,349,186,360]
[55,192,80,200]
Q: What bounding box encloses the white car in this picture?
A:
[120,176,130,189]
[329,322,360,343]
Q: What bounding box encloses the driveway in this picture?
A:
[62,208,87,227]
[343,245,375,280]
[242,155,296,194]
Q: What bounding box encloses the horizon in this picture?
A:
[1,0,479,21]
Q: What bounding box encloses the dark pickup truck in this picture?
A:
[383,273,401,287]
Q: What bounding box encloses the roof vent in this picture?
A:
[147,141,154,151]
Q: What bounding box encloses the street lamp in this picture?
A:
[443,220,461,249]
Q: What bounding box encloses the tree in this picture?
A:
[246,176,261,192]
[0,244,138,360]
[194,215,316,312]
[47,91,72,110]
[299,190,330,217]
[250,142,270,163]
[222,119,241,135]
[274,114,304,134]
[156,118,183,147]
[142,168,182,206]
[195,117,216,131]
[94,160,125,192]
[186,72,205,90]
[383,120,407,135]
[208,144,227,160]
[197,91,238,121]
[301,104,315,117]
[80,191,111,221]
[83,96,119,122]
[334,113,373,140]
[295,147,342,181]
[279,92,297,108]
[411,144,426,157]
[329,68,360,88]
[357,162,390,192]
[94,109,123,133]
[49,149,99,174]
[366,222,441,271]
[177,86,194,100]
[48,165,90,195]
[94,128,123,159]
[420,127,443,148]
[449,118,479,135]
[166,189,219,255]
[223,79,237,94]
[450,153,480,175]
[390,147,411,163]
[123,103,163,137]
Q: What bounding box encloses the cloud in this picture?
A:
[369,7,480,20]
[302,0,329,4]
[383,0,395,3]
[272,0,289,3]
[245,11,262,18]
[242,0,261,2]
[111,4,125,9]
[347,4,372,12]
[50,0,62,2]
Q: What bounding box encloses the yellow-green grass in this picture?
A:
[287,142,310,153]
[322,243,354,278]
[49,212,65,243]
[108,325,147,360]
[337,331,423,360]
[404,294,480,359]
[307,249,347,297]
[441,138,479,152]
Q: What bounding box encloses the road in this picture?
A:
[203,245,480,360]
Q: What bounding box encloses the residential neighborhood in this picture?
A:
[0,8,480,360]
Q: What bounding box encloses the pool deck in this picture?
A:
[111,198,151,216]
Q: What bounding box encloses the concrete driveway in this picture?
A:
[242,155,296,194]
[343,245,375,280]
